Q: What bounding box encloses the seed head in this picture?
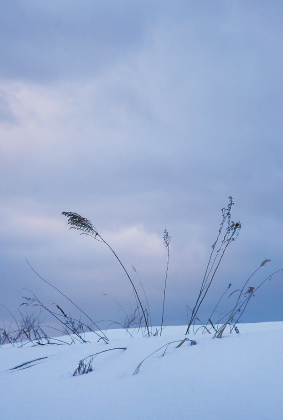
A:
[163,228,171,248]
[260,259,271,267]
[62,212,98,236]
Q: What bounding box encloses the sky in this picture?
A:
[1,0,283,329]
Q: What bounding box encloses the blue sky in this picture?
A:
[1,1,283,329]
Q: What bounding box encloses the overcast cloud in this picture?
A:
[1,1,283,330]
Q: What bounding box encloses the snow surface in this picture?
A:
[0,322,282,420]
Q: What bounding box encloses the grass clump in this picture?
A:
[214,259,271,338]
[73,348,127,376]
[0,306,49,347]
[185,197,282,337]
[186,196,241,335]
[160,228,171,334]
[1,196,281,352]
[62,212,151,336]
